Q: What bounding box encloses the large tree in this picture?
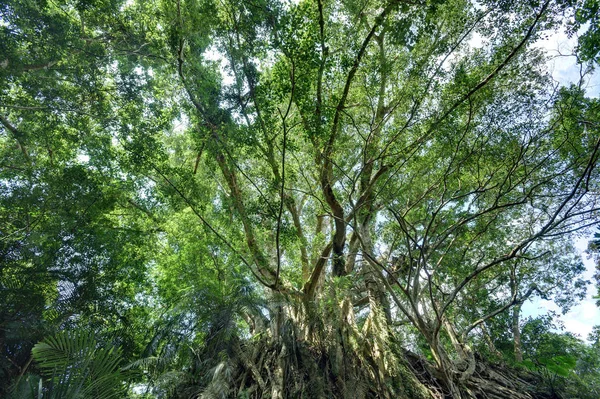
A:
[2,0,599,398]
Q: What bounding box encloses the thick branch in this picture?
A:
[440,135,600,318]
[303,242,332,298]
[320,2,396,277]
[462,284,540,339]
[0,113,31,162]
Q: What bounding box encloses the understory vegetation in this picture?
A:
[2,0,600,398]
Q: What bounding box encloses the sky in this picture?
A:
[522,237,599,341]
[534,26,600,97]
[520,27,600,341]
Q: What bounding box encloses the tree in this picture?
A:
[0,0,160,394]
[588,227,600,306]
[569,0,600,63]
[2,0,599,398]
[519,315,600,399]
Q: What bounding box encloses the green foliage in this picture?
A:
[8,330,127,399]
[2,0,600,397]
[568,0,600,63]
[519,316,600,399]
[588,227,600,305]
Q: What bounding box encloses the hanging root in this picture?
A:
[173,298,434,399]
[171,301,543,399]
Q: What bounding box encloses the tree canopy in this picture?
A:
[1,0,600,398]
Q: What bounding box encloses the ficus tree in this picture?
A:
[2,0,599,398]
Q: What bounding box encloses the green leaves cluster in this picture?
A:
[1,0,599,397]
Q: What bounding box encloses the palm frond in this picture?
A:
[31,330,125,399]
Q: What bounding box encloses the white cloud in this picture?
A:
[533,25,600,97]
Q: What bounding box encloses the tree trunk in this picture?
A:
[513,304,523,363]
[428,337,465,399]
[481,322,503,358]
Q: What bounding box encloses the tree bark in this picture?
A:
[513,304,523,363]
